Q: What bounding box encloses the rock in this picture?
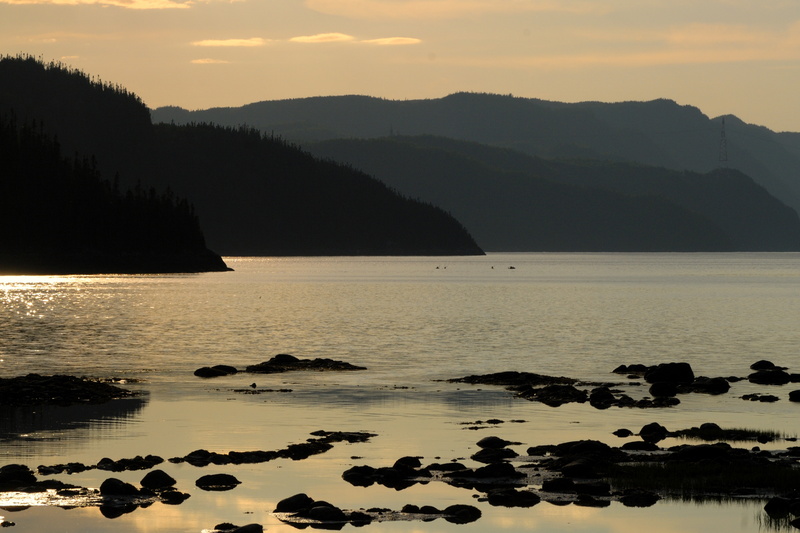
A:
[541,477,576,493]
[613,429,633,438]
[612,364,649,374]
[275,493,315,512]
[229,525,263,533]
[140,469,176,490]
[476,436,514,449]
[99,477,140,496]
[749,369,791,385]
[0,374,134,406]
[471,447,518,464]
[195,473,241,491]
[487,488,541,507]
[246,354,366,373]
[751,360,779,371]
[589,386,617,409]
[518,384,588,407]
[689,377,731,395]
[393,456,422,470]
[639,422,669,443]
[669,443,733,463]
[789,390,800,402]
[303,503,348,522]
[442,504,481,524]
[644,362,695,384]
[649,382,678,397]
[193,365,238,378]
[0,464,37,489]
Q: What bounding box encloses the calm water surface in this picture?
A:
[1,253,800,533]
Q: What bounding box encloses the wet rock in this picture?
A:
[649,382,678,397]
[613,429,633,438]
[751,360,782,371]
[275,493,316,512]
[302,503,348,522]
[194,365,238,378]
[541,477,576,493]
[517,384,588,407]
[612,364,649,375]
[790,391,800,402]
[195,473,241,491]
[589,386,617,409]
[0,374,134,406]
[0,464,37,490]
[443,504,481,524]
[471,447,518,464]
[742,393,780,402]
[644,362,695,384]
[99,477,140,496]
[140,469,176,490]
[621,441,660,451]
[393,456,422,470]
[245,354,366,373]
[487,488,540,507]
[669,442,734,463]
[749,369,791,385]
[449,371,576,387]
[687,377,731,395]
[639,422,669,443]
[476,436,516,449]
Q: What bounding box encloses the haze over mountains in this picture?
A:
[154,94,800,252]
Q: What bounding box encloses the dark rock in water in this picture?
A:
[644,362,694,384]
[517,384,588,407]
[613,364,648,374]
[621,441,660,451]
[574,480,611,496]
[448,371,576,387]
[476,436,515,449]
[764,496,794,518]
[742,393,780,402]
[669,442,733,462]
[620,490,661,507]
[302,503,348,522]
[443,504,481,524]
[393,456,422,470]
[589,386,617,409]
[471,447,518,464]
[613,429,633,438]
[649,382,678,397]
[749,369,791,385]
[751,360,780,371]
[0,464,37,490]
[574,494,611,508]
[487,488,541,507]
[639,422,669,443]
[194,365,238,378]
[688,376,731,395]
[275,493,316,512]
[789,390,800,402]
[159,488,191,505]
[0,373,134,407]
[99,477,140,496]
[245,354,366,373]
[195,473,241,491]
[140,469,176,490]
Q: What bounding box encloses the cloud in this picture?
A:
[304,0,600,19]
[191,37,271,47]
[361,37,422,45]
[0,0,189,8]
[190,58,230,64]
[290,33,356,43]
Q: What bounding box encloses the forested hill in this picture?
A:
[0,56,483,257]
[152,93,800,216]
[0,113,230,274]
[306,136,800,252]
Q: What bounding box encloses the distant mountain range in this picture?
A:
[153,93,800,252]
[0,56,483,260]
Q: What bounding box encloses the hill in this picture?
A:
[0,56,482,257]
[152,93,800,216]
[0,112,229,274]
[305,136,800,252]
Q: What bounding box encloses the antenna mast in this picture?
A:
[719,117,728,167]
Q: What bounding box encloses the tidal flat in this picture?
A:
[2,254,800,532]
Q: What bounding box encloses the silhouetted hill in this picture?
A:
[305,136,800,252]
[152,93,800,215]
[0,56,482,257]
[0,112,229,274]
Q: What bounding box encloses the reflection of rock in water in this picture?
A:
[0,396,148,445]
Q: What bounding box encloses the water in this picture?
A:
[1,253,799,532]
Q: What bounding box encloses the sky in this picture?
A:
[2,0,800,132]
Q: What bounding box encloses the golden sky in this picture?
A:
[2,0,799,131]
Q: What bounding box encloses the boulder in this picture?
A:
[789,390,800,402]
[749,370,791,385]
[275,493,315,512]
[649,382,678,397]
[639,422,669,443]
[140,469,176,490]
[487,488,541,507]
[442,504,481,524]
[195,473,241,491]
[750,360,779,371]
[644,362,694,384]
[476,436,514,449]
[689,377,731,395]
[99,477,140,496]
[194,366,237,378]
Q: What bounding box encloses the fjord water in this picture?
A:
[2,253,800,533]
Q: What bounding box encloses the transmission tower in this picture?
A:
[719,117,728,167]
